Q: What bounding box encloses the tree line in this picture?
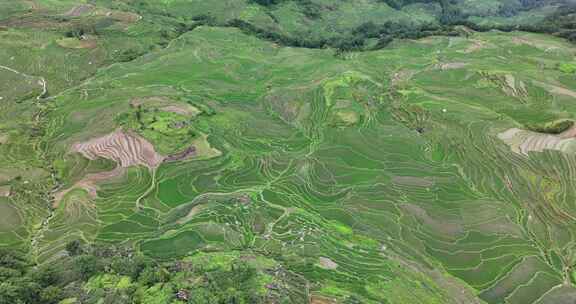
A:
[0,241,273,304]
[218,1,576,54]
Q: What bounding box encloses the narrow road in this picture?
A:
[0,64,47,100]
[135,168,157,211]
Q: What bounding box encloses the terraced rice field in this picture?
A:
[16,28,574,302]
[3,1,576,302]
[72,130,164,168]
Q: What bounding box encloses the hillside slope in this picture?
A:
[2,1,576,303]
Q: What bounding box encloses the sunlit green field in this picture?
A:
[2,0,576,303]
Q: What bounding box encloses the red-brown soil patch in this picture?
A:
[164,145,197,162]
[72,130,164,169]
[55,130,164,207]
[560,124,576,139]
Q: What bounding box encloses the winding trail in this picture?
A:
[30,168,61,261]
[0,64,52,259]
[30,203,56,257]
[37,77,47,100]
[0,64,47,100]
[135,168,156,211]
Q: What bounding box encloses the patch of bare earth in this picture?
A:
[72,129,164,168]
[54,130,164,207]
[498,128,576,155]
[318,257,338,270]
[560,124,576,139]
[80,39,97,49]
[65,4,94,17]
[0,185,11,197]
[435,62,468,71]
[310,295,338,304]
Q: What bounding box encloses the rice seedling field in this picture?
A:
[3,0,576,303]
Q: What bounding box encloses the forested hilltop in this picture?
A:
[134,0,576,50]
[3,0,576,303]
[2,0,576,52]
[250,0,576,51]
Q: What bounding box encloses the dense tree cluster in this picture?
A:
[542,3,576,43]
[377,0,428,10]
[249,0,284,5]
[228,1,576,54]
[0,242,286,304]
[224,0,463,53]
[0,245,152,304]
[249,0,321,18]
[226,17,460,53]
[498,0,558,17]
[126,0,576,57]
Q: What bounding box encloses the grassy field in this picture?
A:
[3,0,576,303]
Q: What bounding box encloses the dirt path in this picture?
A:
[135,168,156,210]
[4,62,53,259]
[30,207,55,257]
[37,77,46,100]
[31,169,59,260]
[0,64,47,100]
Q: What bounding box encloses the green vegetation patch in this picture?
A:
[5,1,576,303]
[525,119,574,134]
[558,62,576,74]
[117,104,198,155]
